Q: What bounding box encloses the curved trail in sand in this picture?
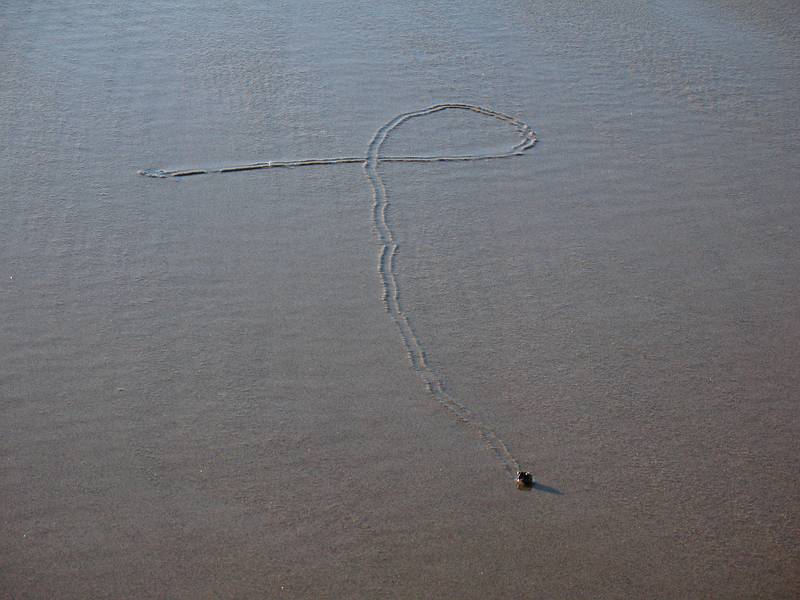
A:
[141,103,537,481]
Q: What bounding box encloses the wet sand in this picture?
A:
[1,1,799,598]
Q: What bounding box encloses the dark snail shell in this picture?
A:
[516,471,535,490]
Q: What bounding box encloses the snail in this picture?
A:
[516,471,535,490]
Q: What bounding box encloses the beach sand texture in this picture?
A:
[1,0,799,598]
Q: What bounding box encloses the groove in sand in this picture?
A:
[141,103,538,482]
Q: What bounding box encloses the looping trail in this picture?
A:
[141,103,538,482]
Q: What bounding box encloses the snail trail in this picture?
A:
[141,103,538,486]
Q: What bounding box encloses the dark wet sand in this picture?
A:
[1,1,799,598]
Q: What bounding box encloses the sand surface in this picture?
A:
[1,1,799,597]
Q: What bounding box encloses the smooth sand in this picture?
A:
[1,0,798,597]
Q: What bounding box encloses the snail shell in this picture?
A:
[516,471,535,490]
